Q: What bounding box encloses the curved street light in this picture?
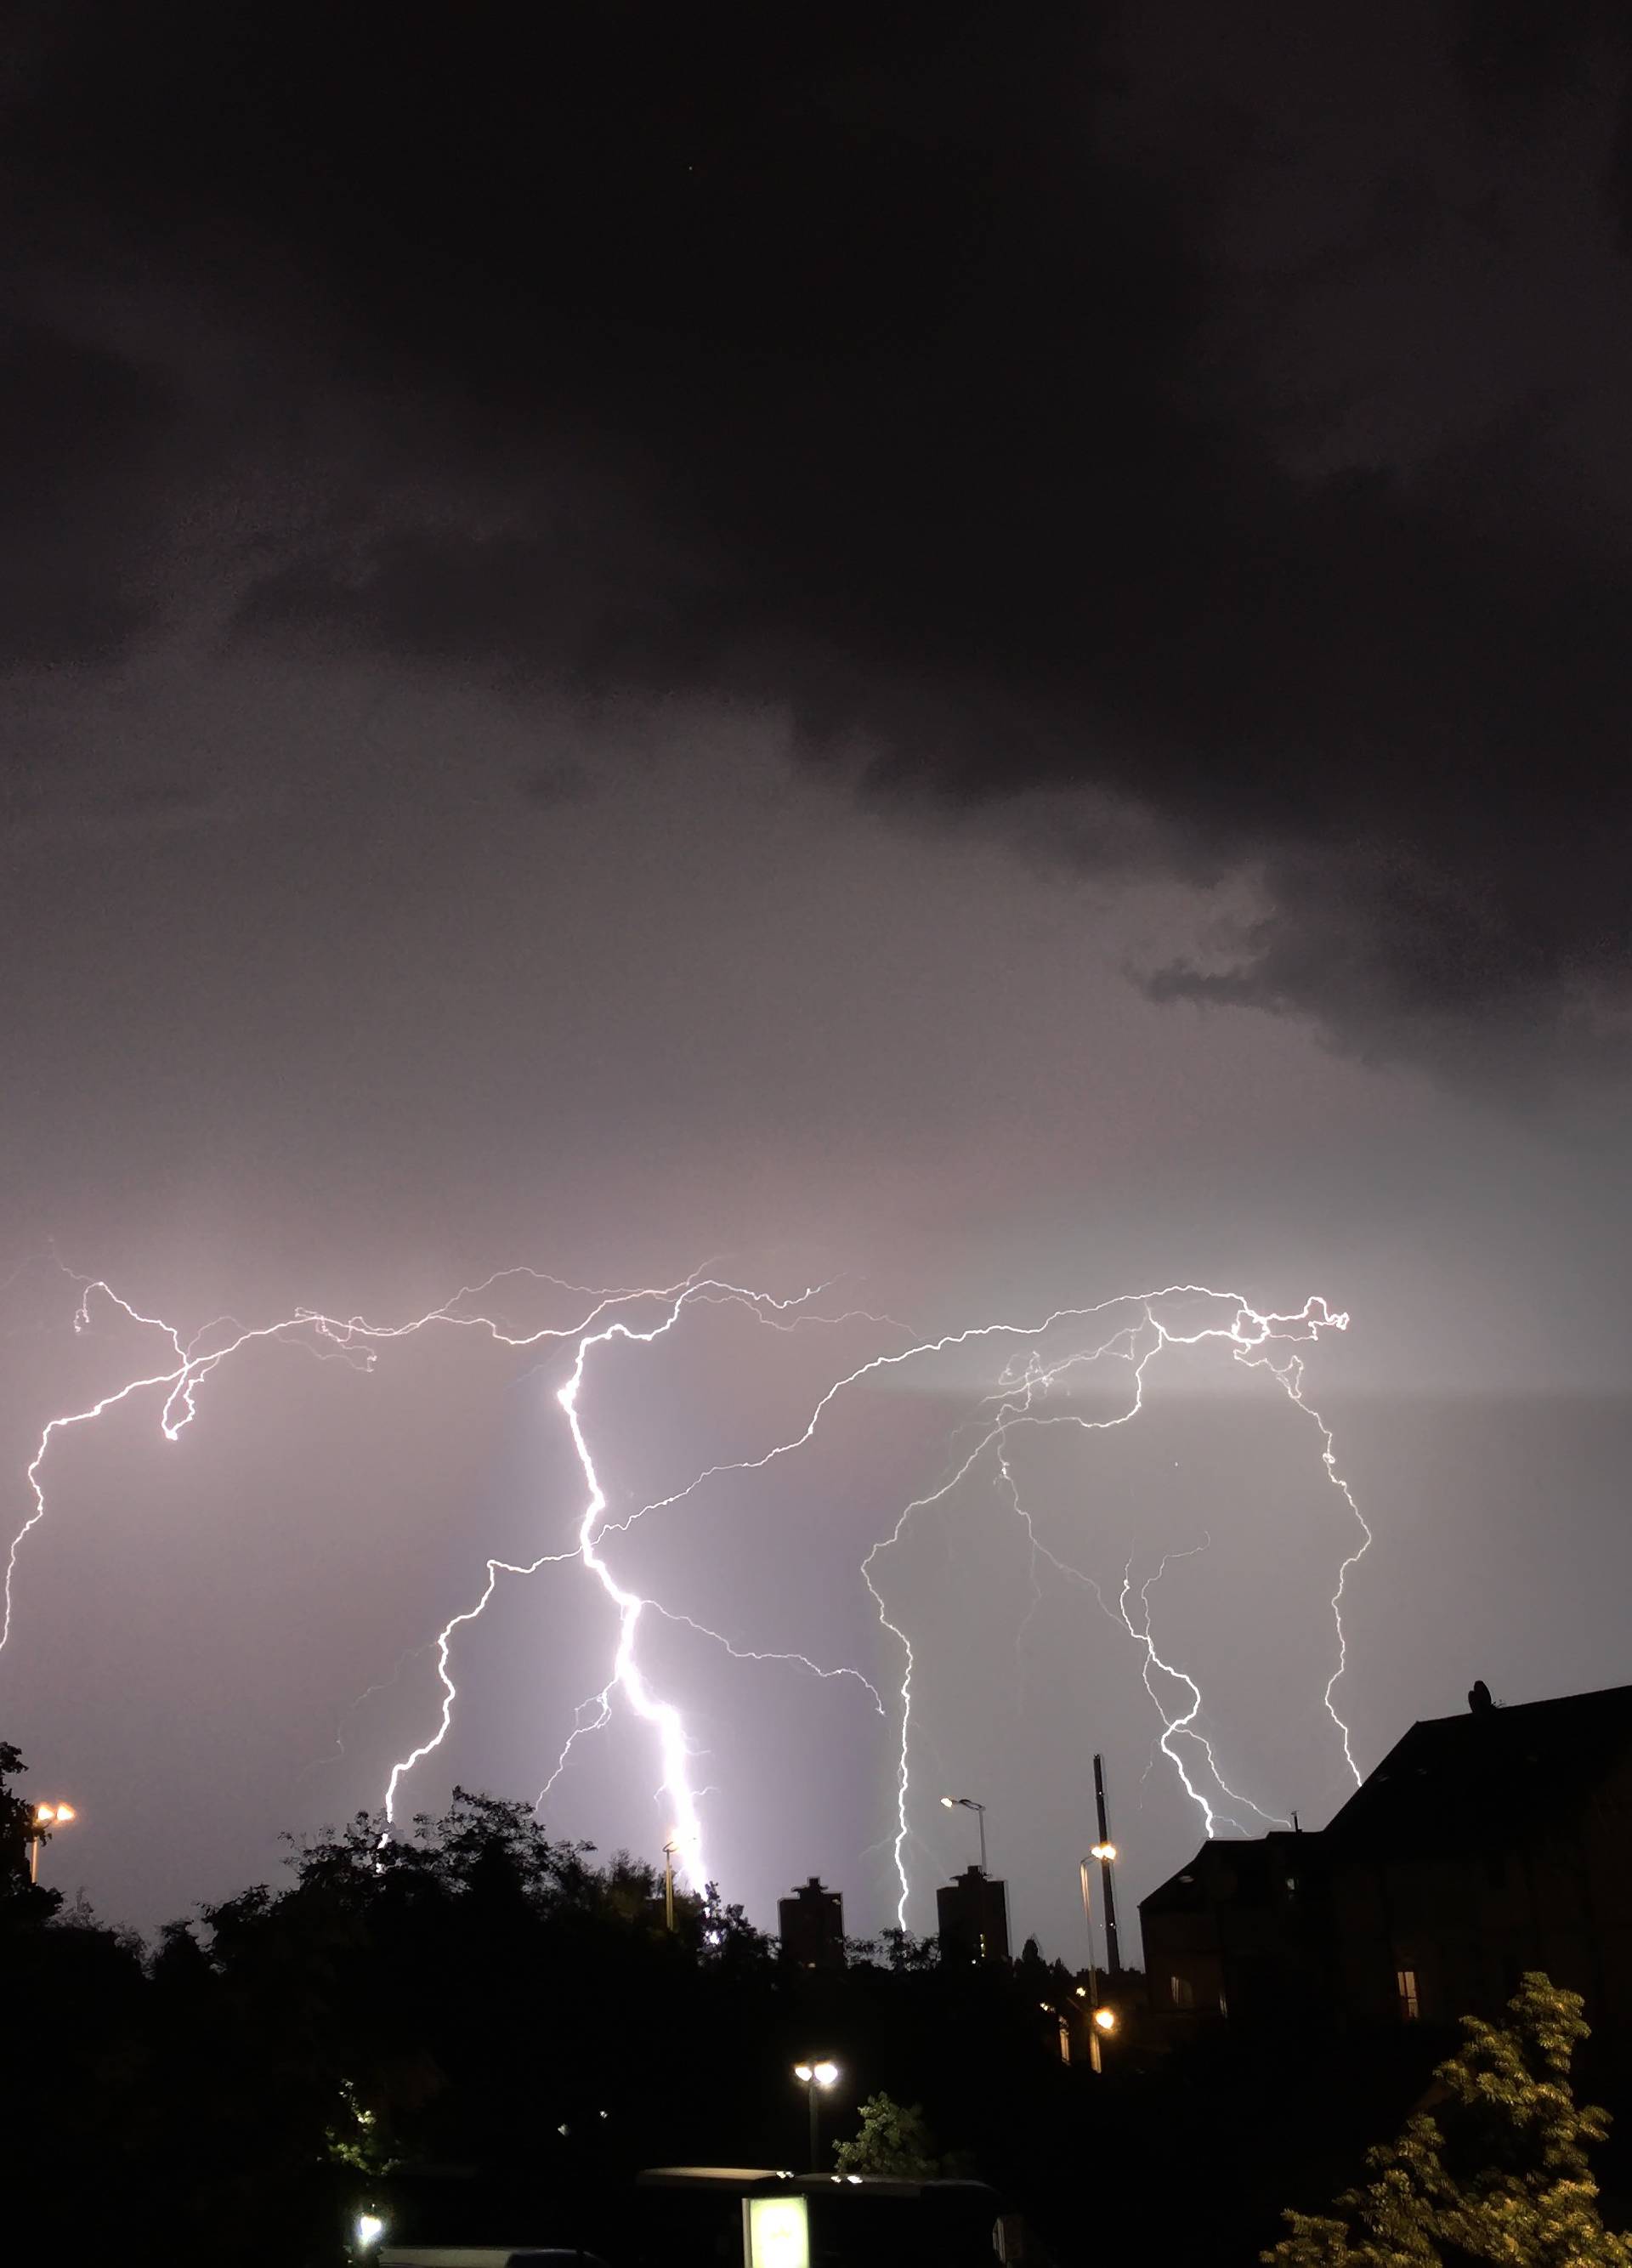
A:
[939,1794,988,1875]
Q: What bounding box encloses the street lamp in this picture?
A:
[29,1800,76,1887]
[792,2059,840,2171]
[1069,1981,1119,2045]
[1078,1857,1125,2072]
[940,1794,988,1875]
[354,2212,387,2254]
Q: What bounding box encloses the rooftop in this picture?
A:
[1324,1681,1632,1856]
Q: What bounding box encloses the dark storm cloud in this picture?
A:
[516,763,593,813]
[13,1,1632,1053]
[0,319,173,671]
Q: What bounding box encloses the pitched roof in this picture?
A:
[1138,1683,1632,1912]
[1323,1681,1632,1856]
[1139,1829,1310,1917]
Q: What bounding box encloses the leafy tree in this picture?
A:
[833,2092,946,2179]
[0,1737,61,1919]
[1266,1973,1632,2266]
[700,1880,772,1970]
[879,1925,940,1971]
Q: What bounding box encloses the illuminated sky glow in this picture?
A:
[8,1265,1367,1930]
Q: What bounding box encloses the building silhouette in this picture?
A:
[777,1875,846,1969]
[1141,1681,1632,2051]
[937,1864,1010,1965]
[1140,1829,1324,2024]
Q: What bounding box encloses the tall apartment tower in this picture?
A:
[936,1864,1011,1964]
[778,1874,846,1969]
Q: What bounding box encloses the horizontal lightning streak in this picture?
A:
[644,1602,887,1714]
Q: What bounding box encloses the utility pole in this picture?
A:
[662,1840,677,1932]
[1093,1754,1121,1976]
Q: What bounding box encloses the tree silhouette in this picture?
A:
[0,1738,61,1919]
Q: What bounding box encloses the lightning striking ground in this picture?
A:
[4,1266,1364,1924]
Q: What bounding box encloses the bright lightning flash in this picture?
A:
[4,1267,1365,1922]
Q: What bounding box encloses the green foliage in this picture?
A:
[832,2092,946,2179]
[1266,1973,1632,2266]
[326,2078,396,2175]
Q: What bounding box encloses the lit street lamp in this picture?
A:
[792,2058,840,2171]
[1077,1854,1125,2072]
[1091,1835,1120,1977]
[940,1794,988,1875]
[29,1800,76,1887]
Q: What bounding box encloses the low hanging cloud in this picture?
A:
[7,0,1632,1063]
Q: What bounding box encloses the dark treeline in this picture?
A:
[2,1750,1577,2266]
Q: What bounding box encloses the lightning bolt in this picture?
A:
[611,1285,1357,1921]
[1117,1544,1289,1838]
[5,1267,1364,1924]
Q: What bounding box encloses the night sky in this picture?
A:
[3,3,1630,1957]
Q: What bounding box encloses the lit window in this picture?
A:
[1397,1966,1420,2021]
[1170,1973,1195,2010]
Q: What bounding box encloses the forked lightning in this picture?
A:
[3,1266,1365,1916]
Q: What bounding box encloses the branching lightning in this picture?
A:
[4,1265,1365,1924]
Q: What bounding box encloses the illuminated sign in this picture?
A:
[743,2195,810,2268]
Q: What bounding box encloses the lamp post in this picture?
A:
[1077,1854,1122,2072]
[29,1800,76,1887]
[1090,1838,1117,1963]
[1096,1750,1124,1968]
[940,1794,988,1875]
[792,2060,839,2172]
